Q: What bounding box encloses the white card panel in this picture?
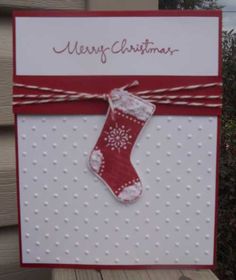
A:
[17,115,217,266]
[15,16,219,76]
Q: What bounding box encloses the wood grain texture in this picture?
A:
[52,269,77,280]
[0,226,51,279]
[0,269,51,280]
[52,269,219,280]
[0,0,85,10]
[0,17,13,126]
[0,127,15,170]
[148,269,182,280]
[0,186,17,227]
[0,128,17,227]
[124,270,151,280]
[181,270,219,280]
[52,269,103,280]
[0,227,19,273]
[101,270,127,280]
[76,269,102,280]
[88,0,158,10]
[0,18,11,58]
[0,58,13,126]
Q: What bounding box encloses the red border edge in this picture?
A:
[14,115,23,266]
[20,263,215,270]
[12,9,222,17]
[13,12,24,267]
[13,9,221,270]
[218,11,223,77]
[212,116,222,270]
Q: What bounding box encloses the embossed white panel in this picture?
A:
[17,115,217,266]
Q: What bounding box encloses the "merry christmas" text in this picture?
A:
[52,38,179,64]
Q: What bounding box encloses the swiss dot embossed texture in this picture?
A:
[17,115,217,266]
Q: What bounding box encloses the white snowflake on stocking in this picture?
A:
[104,123,132,152]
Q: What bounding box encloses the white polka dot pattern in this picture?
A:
[17,115,217,266]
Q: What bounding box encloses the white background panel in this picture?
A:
[15,17,219,76]
[17,115,217,266]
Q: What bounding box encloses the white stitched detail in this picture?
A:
[104,123,132,152]
[117,111,142,124]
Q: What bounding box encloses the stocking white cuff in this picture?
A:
[111,89,156,121]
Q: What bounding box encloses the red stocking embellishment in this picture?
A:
[89,89,156,203]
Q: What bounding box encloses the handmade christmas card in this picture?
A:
[13,10,222,268]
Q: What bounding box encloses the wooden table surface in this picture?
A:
[52,269,219,280]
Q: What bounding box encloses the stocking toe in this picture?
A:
[117,182,142,203]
